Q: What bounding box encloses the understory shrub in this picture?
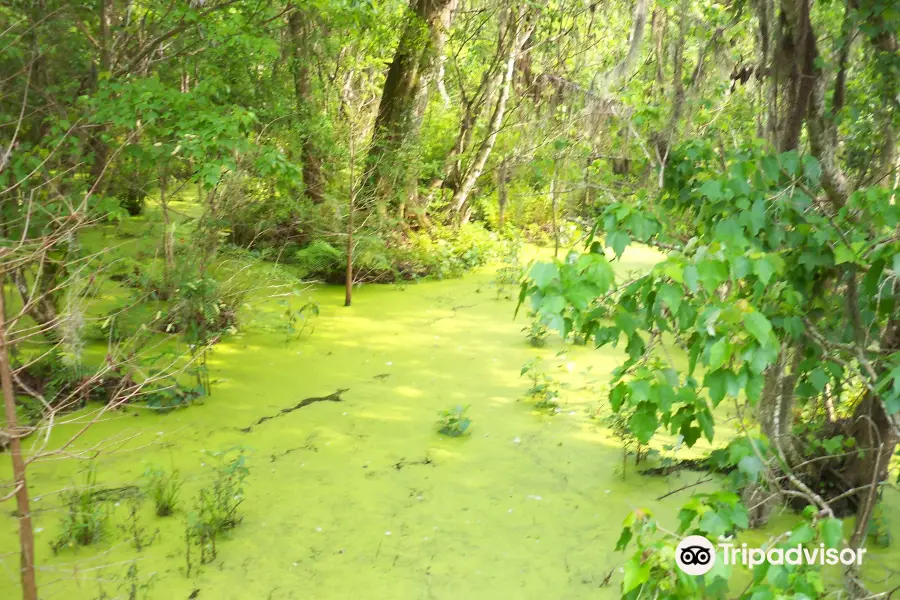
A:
[437,405,472,437]
[143,467,183,517]
[293,223,504,283]
[52,466,108,553]
[186,450,249,566]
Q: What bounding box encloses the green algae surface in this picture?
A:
[2,246,900,599]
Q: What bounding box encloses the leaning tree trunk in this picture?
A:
[288,6,325,203]
[847,318,900,547]
[363,0,458,214]
[1,277,39,600]
[451,7,536,220]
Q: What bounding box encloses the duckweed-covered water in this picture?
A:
[2,246,899,599]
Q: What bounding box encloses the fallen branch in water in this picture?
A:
[239,388,348,433]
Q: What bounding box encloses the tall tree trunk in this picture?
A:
[497,156,507,229]
[364,0,458,212]
[288,6,325,203]
[88,0,114,191]
[593,0,649,94]
[451,8,536,220]
[1,278,39,600]
[848,318,900,547]
[550,157,559,258]
[159,171,175,299]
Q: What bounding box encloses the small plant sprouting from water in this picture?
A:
[520,360,560,412]
[492,237,524,299]
[523,315,549,347]
[121,497,157,551]
[283,299,320,341]
[602,407,644,479]
[185,449,250,567]
[52,465,108,553]
[437,405,472,437]
[143,466,183,517]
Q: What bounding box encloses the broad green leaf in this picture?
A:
[743,312,773,345]
[788,522,815,545]
[699,509,729,536]
[738,455,764,482]
[699,180,723,201]
[753,256,778,285]
[607,230,631,259]
[622,556,650,593]
[529,262,558,288]
[708,338,729,370]
[698,260,728,292]
[684,264,700,293]
[628,403,659,444]
[705,369,728,405]
[657,283,682,314]
[748,199,766,234]
[819,518,843,548]
[834,244,856,265]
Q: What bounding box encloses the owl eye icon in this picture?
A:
[680,546,711,565]
[675,535,716,575]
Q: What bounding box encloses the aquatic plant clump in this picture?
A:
[437,405,472,437]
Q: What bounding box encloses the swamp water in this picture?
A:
[2,247,899,599]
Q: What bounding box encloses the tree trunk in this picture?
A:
[88,0,114,192]
[848,318,900,547]
[345,191,354,307]
[364,0,458,212]
[550,158,559,258]
[160,171,175,299]
[497,156,507,229]
[12,264,61,345]
[1,278,39,600]
[451,8,535,219]
[593,0,649,94]
[288,6,325,203]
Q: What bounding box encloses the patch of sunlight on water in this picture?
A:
[1,245,898,599]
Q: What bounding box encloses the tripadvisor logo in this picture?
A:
[676,535,716,576]
[675,535,868,576]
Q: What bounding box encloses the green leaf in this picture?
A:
[697,408,715,442]
[738,455,764,482]
[708,338,729,370]
[684,264,700,293]
[622,556,650,593]
[657,283,682,314]
[699,180,723,201]
[705,369,728,405]
[607,231,631,259]
[834,244,856,265]
[529,262,558,288]
[540,294,566,315]
[788,523,815,545]
[809,368,829,393]
[615,526,633,551]
[819,518,843,548]
[629,403,659,444]
[743,312,773,345]
[698,260,728,292]
[699,510,729,537]
[753,256,778,285]
[748,199,766,234]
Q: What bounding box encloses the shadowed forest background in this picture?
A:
[1,0,900,598]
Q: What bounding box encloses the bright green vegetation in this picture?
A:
[3,0,899,598]
[0,237,897,599]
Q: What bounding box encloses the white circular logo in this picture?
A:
[675,535,716,576]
